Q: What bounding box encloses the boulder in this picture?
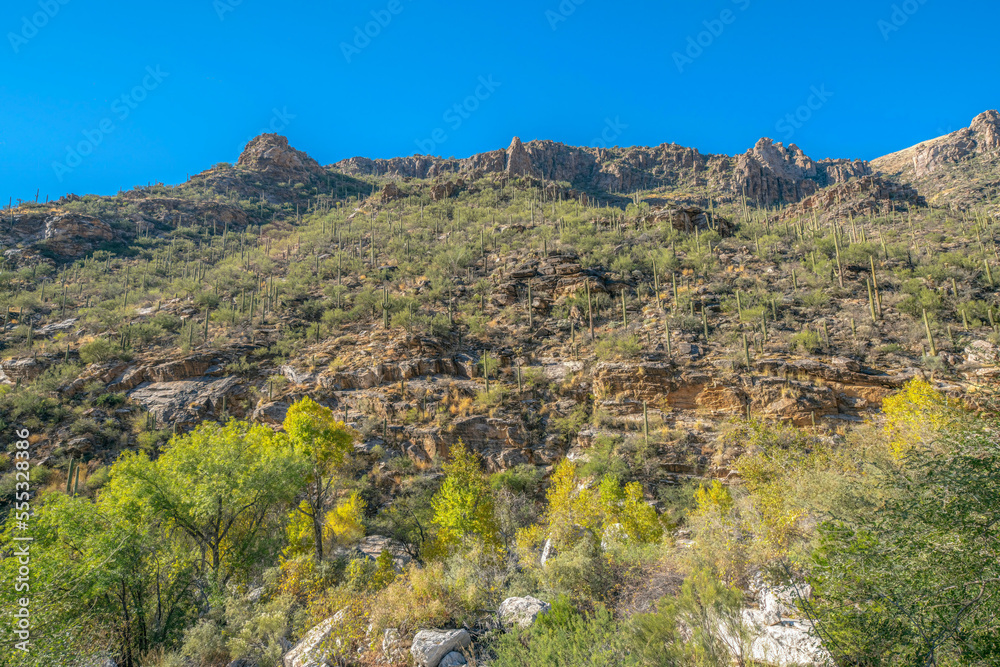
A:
[439,651,468,667]
[282,616,337,667]
[966,340,1000,365]
[0,357,46,383]
[498,596,551,629]
[748,620,831,666]
[354,535,413,569]
[410,629,471,667]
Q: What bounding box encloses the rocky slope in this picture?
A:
[2,117,999,503]
[873,110,1000,210]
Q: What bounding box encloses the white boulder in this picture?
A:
[411,629,472,667]
[283,616,337,667]
[498,596,551,628]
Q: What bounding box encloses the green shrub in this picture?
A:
[79,338,123,364]
[491,597,632,667]
[491,465,543,495]
[789,330,822,354]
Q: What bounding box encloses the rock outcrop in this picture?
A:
[498,596,551,628]
[43,213,115,256]
[333,135,867,205]
[782,174,925,221]
[282,616,337,667]
[237,134,325,183]
[908,110,1000,178]
[873,110,1000,180]
[4,206,116,259]
[410,629,471,667]
[733,138,871,205]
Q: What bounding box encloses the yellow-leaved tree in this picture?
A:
[324,491,367,547]
[430,440,500,554]
[282,396,356,562]
[882,378,955,460]
[516,458,661,564]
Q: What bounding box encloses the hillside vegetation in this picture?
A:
[2,118,1000,667]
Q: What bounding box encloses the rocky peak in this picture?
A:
[506,136,538,178]
[748,138,818,181]
[733,138,870,205]
[969,109,1000,152]
[874,110,1000,180]
[236,134,325,182]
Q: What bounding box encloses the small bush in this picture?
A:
[79,338,123,364]
[789,330,822,354]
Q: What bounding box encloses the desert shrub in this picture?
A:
[79,338,123,364]
[491,464,543,495]
[594,333,643,360]
[789,329,822,354]
[180,619,230,666]
[491,598,632,667]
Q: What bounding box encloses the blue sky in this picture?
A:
[1,0,997,202]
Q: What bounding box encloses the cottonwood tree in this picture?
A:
[282,396,356,563]
[111,419,306,586]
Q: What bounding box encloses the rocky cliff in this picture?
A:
[334,135,872,206]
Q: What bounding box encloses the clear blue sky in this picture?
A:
[1,0,997,202]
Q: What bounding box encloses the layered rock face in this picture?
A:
[3,207,116,259]
[333,135,868,205]
[782,174,925,220]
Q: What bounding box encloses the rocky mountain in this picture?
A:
[873,110,1000,210]
[3,111,1000,667]
[334,135,872,206]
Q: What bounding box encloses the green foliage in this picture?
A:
[789,329,822,354]
[809,423,1000,666]
[79,337,125,364]
[491,464,544,495]
[109,418,308,582]
[431,440,500,552]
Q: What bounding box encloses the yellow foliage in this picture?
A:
[545,459,603,546]
[277,554,317,601]
[371,550,397,591]
[882,378,953,460]
[282,501,315,561]
[737,453,805,559]
[693,480,733,516]
[598,476,663,544]
[323,492,366,547]
[431,440,500,554]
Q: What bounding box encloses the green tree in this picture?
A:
[111,418,306,586]
[282,396,356,562]
[431,440,500,552]
[809,424,1000,665]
